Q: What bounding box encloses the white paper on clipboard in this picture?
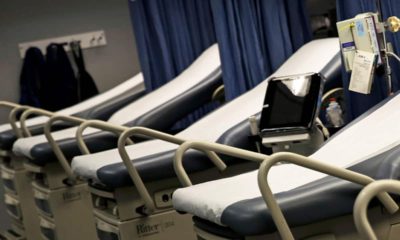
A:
[349,50,377,94]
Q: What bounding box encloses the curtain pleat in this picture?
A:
[210,0,312,100]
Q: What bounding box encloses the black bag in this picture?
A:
[70,41,99,101]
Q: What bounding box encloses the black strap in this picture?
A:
[69,41,99,101]
[70,41,86,72]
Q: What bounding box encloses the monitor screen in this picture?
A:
[260,73,323,131]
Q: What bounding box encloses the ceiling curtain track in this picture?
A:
[337,0,400,121]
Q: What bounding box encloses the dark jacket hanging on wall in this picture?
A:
[19,47,47,107]
[42,43,79,111]
[70,41,99,101]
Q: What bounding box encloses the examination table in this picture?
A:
[69,39,341,240]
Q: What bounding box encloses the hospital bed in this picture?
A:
[0,73,146,240]
[65,39,341,240]
[172,90,400,240]
[2,44,223,240]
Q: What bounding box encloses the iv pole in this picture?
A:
[374,0,400,95]
[375,0,392,95]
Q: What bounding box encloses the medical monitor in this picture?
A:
[260,73,323,135]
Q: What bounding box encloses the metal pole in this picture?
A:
[375,0,383,22]
[375,0,392,95]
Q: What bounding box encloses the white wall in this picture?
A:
[0,0,141,123]
[0,0,141,231]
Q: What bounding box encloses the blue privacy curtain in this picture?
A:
[129,0,216,91]
[210,0,312,100]
[128,0,216,128]
[337,0,400,120]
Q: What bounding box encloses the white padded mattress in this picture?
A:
[108,44,221,125]
[0,74,144,133]
[172,92,400,224]
[12,44,221,158]
[71,38,340,182]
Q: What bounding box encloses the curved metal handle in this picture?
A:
[75,120,132,155]
[173,141,267,187]
[0,101,21,136]
[20,108,54,137]
[117,127,191,214]
[211,85,225,103]
[258,152,399,240]
[354,180,400,240]
[173,141,226,187]
[44,114,86,183]
[0,101,20,109]
[8,105,31,138]
[117,131,263,213]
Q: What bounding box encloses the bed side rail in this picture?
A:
[172,140,398,240]
[117,128,221,215]
[0,101,25,138]
[257,152,398,240]
[354,179,400,240]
